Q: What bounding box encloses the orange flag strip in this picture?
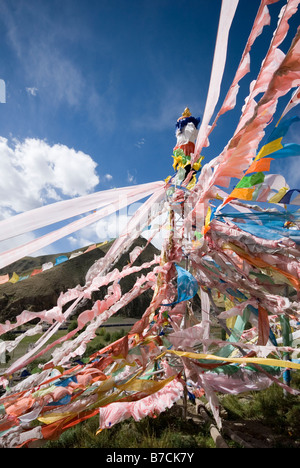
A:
[223,242,300,290]
[245,157,274,174]
[229,187,255,201]
[257,305,270,346]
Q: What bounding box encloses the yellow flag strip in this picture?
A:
[157,349,300,370]
[38,374,177,425]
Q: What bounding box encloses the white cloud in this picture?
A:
[0,137,100,216]
[132,79,202,133]
[26,87,38,96]
[0,230,58,257]
[104,173,113,181]
[0,231,35,255]
[127,170,137,184]
[1,3,84,109]
[30,44,84,108]
[66,201,148,251]
[65,201,167,253]
[282,158,300,192]
[1,3,119,137]
[134,138,145,149]
[66,212,131,250]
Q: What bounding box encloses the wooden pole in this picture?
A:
[198,405,229,448]
[282,285,291,395]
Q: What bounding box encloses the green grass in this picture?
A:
[0,316,134,372]
[221,371,300,441]
[44,406,215,449]
[3,323,300,448]
[43,371,300,449]
[83,327,126,357]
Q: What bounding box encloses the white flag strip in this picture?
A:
[278,85,300,122]
[0,180,164,242]
[208,1,273,133]
[0,183,165,269]
[193,0,239,162]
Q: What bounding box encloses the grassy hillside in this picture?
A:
[0,237,160,323]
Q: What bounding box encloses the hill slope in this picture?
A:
[0,237,160,323]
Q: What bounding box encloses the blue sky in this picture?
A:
[0,0,299,255]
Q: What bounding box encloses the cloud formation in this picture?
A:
[26,87,38,96]
[0,137,99,218]
[67,212,131,250]
[127,170,137,184]
[134,138,145,149]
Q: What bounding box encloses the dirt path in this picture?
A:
[178,400,300,448]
